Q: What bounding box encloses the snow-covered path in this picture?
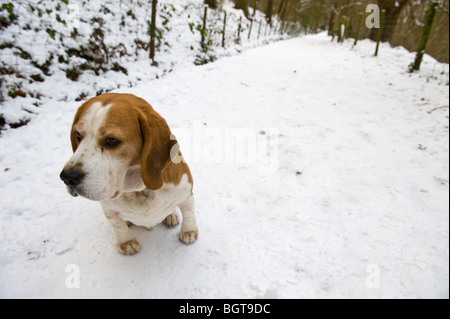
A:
[0,34,448,298]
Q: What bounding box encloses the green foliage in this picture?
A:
[111,62,128,75]
[194,52,216,66]
[127,9,137,20]
[13,46,32,60]
[75,91,89,102]
[100,5,112,15]
[90,16,105,26]
[31,54,54,76]
[46,28,56,40]
[1,2,14,15]
[65,66,81,81]
[65,23,129,80]
[7,82,24,98]
[56,14,66,26]
[0,2,18,29]
[71,27,79,39]
[189,22,195,34]
[30,74,45,82]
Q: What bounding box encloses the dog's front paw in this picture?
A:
[117,239,140,255]
[179,229,198,245]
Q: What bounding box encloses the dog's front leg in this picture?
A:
[103,209,140,255]
[178,195,198,245]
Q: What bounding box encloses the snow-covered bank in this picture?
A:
[0,33,448,298]
[0,0,286,129]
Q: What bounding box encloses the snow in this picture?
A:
[0,30,449,298]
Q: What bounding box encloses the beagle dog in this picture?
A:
[60,93,198,255]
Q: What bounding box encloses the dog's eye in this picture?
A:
[105,137,121,148]
[74,131,82,143]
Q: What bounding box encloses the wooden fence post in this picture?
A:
[284,22,290,34]
[237,16,242,43]
[353,13,363,47]
[149,0,157,63]
[344,17,351,40]
[336,18,342,43]
[201,6,208,50]
[222,11,227,48]
[374,9,385,56]
[339,17,347,43]
[248,18,254,40]
[257,19,262,40]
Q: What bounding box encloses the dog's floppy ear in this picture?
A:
[139,109,178,190]
[70,123,79,153]
[70,102,89,153]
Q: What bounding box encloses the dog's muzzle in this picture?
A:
[60,168,85,196]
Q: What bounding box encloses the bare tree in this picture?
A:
[278,0,288,21]
[437,0,449,16]
[410,1,438,71]
[369,0,411,42]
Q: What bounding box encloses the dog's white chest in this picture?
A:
[101,174,191,228]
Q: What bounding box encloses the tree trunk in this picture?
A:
[327,7,335,37]
[369,0,410,42]
[410,2,438,71]
[252,0,257,17]
[234,0,250,19]
[278,0,289,21]
[204,0,218,9]
[201,6,208,50]
[266,0,273,25]
[278,0,286,18]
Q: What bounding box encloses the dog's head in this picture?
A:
[60,93,178,201]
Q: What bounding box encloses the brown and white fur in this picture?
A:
[60,93,198,255]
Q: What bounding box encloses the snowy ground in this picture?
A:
[0,33,449,299]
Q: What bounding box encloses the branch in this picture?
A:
[437,1,449,16]
[427,105,449,114]
[294,0,315,15]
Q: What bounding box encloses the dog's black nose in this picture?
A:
[60,169,85,188]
